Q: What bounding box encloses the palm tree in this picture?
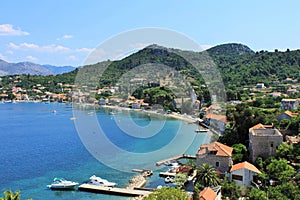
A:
[0,190,20,200]
[196,163,220,187]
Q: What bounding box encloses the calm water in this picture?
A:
[0,103,209,199]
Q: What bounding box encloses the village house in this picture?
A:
[199,186,222,200]
[280,98,299,110]
[229,161,261,186]
[248,124,283,162]
[276,110,298,121]
[256,83,265,89]
[196,142,233,174]
[287,88,298,95]
[203,113,227,134]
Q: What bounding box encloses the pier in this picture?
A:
[78,184,152,197]
[156,154,196,166]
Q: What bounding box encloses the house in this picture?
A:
[199,186,221,200]
[98,99,107,105]
[280,98,299,110]
[270,92,282,97]
[287,88,298,95]
[173,98,191,109]
[196,142,233,174]
[229,161,261,186]
[248,124,283,162]
[203,114,226,134]
[256,83,265,89]
[276,110,298,121]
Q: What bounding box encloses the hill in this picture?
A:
[0,59,76,75]
[207,43,254,56]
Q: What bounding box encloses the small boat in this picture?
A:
[165,176,174,183]
[195,129,208,133]
[88,175,117,187]
[47,178,78,190]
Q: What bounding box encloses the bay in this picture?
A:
[0,102,209,199]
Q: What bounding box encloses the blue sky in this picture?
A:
[0,0,300,66]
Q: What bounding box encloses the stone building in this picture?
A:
[229,161,261,186]
[249,124,283,162]
[196,142,233,174]
[280,98,299,110]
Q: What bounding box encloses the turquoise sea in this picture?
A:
[0,102,209,200]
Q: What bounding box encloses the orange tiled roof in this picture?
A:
[199,187,217,200]
[284,111,298,117]
[230,161,261,174]
[205,113,227,123]
[197,142,233,157]
[250,123,274,129]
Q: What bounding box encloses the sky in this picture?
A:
[0,0,300,66]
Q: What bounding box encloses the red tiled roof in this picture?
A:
[205,113,227,123]
[199,187,217,200]
[284,111,298,118]
[197,142,233,157]
[230,161,261,174]
[250,123,273,129]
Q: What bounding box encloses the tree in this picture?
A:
[232,143,248,163]
[247,187,268,200]
[266,158,295,182]
[276,142,293,158]
[174,173,187,187]
[196,164,220,187]
[221,177,242,199]
[0,190,20,200]
[268,182,300,200]
[143,187,188,200]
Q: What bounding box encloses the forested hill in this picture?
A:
[2,43,300,91]
[208,46,300,88]
[74,43,300,89]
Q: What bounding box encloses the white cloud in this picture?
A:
[26,55,38,62]
[21,42,39,49]
[8,42,71,53]
[43,44,71,52]
[75,47,94,53]
[0,24,29,36]
[6,50,13,55]
[62,35,73,39]
[8,42,20,49]
[0,53,6,60]
[66,55,77,61]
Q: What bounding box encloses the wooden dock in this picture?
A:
[78,184,152,197]
[156,154,196,166]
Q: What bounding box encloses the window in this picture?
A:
[216,162,220,167]
[232,174,243,181]
[270,143,273,147]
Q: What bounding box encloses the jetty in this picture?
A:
[78,184,152,197]
[156,154,196,166]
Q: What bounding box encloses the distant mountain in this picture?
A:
[207,43,254,56]
[43,64,77,74]
[0,59,76,76]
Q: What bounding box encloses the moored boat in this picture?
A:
[87,175,117,187]
[47,178,78,190]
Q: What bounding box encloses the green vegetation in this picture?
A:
[143,187,188,200]
[196,163,220,188]
[0,190,32,200]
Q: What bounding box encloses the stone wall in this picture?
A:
[196,154,232,173]
[249,133,283,162]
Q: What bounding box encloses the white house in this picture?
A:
[229,161,261,186]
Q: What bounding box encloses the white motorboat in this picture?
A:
[88,175,117,187]
[165,176,174,183]
[47,178,78,190]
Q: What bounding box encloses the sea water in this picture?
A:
[0,103,209,200]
